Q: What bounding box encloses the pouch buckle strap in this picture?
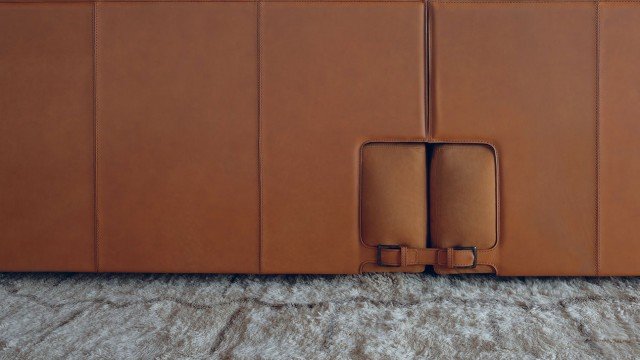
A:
[376,245,484,269]
[376,244,404,267]
[448,246,477,269]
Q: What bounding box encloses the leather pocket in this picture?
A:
[429,144,497,274]
[361,143,427,272]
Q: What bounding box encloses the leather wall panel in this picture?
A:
[0,4,95,271]
[260,2,425,273]
[96,3,259,272]
[599,3,640,276]
[430,2,598,275]
[4,1,640,276]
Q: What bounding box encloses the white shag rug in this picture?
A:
[0,273,639,359]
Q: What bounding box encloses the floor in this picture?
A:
[1,273,639,359]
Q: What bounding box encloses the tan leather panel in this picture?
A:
[429,144,496,274]
[361,143,427,273]
[96,2,259,273]
[0,4,94,271]
[4,0,640,276]
[261,2,425,273]
[599,3,640,276]
[1,0,415,2]
[430,2,598,275]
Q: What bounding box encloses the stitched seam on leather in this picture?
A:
[595,0,600,275]
[423,2,429,139]
[426,2,433,140]
[431,147,440,251]
[93,1,100,273]
[257,0,263,274]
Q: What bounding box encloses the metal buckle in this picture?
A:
[376,244,402,267]
[453,246,477,269]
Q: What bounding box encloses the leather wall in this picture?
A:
[0,4,95,271]
[0,1,425,274]
[429,1,640,276]
[599,3,640,276]
[95,3,259,273]
[260,2,425,273]
[2,0,640,275]
[430,2,598,275]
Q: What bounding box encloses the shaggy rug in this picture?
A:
[0,273,639,359]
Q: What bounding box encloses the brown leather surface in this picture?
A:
[0,4,95,272]
[429,144,496,274]
[361,143,427,273]
[430,1,598,276]
[1,0,640,276]
[599,3,640,276]
[95,2,259,273]
[260,2,425,273]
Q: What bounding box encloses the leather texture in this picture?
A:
[1,0,639,276]
[429,144,496,275]
[0,4,95,272]
[430,1,598,276]
[95,2,259,273]
[361,143,427,273]
[598,3,640,276]
[260,2,425,274]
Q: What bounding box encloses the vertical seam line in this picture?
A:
[93,1,100,273]
[426,1,434,140]
[257,0,263,274]
[595,0,600,276]
[423,0,429,139]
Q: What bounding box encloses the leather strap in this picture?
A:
[376,246,498,269]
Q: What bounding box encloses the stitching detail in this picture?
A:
[423,3,429,138]
[93,1,100,273]
[257,0,263,274]
[430,147,439,249]
[595,0,600,276]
